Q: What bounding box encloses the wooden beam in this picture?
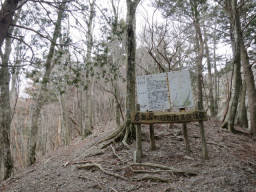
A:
[132,111,207,124]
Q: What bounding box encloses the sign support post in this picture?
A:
[199,120,208,160]
[149,124,156,150]
[134,70,208,160]
[180,108,190,153]
[134,104,142,163]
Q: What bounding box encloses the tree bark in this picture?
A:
[190,0,208,159]
[110,0,122,129]
[9,10,22,113]
[0,0,21,48]
[114,81,121,128]
[122,0,141,144]
[0,9,20,180]
[240,42,256,134]
[58,93,70,145]
[27,1,66,165]
[221,0,242,133]
[0,41,13,180]
[82,0,96,138]
[203,26,215,116]
[213,24,219,115]
[236,80,248,128]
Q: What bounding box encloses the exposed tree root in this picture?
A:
[78,174,119,192]
[130,162,197,176]
[97,124,126,148]
[132,174,171,183]
[97,120,136,149]
[76,163,128,181]
[78,175,104,190]
[110,187,119,192]
[221,123,251,135]
[110,144,123,162]
[207,141,228,149]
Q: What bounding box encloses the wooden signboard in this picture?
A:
[136,70,194,112]
[132,111,207,124]
[168,70,194,108]
[136,73,170,112]
[134,70,208,163]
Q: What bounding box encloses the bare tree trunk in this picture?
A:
[0,9,20,179]
[236,80,248,128]
[27,1,66,165]
[82,0,96,138]
[0,42,13,180]
[10,10,22,113]
[0,0,21,48]
[191,0,208,159]
[114,81,121,128]
[213,24,218,115]
[122,0,141,144]
[10,62,21,110]
[58,93,70,145]
[203,27,215,117]
[240,42,256,134]
[221,0,242,133]
[110,0,122,129]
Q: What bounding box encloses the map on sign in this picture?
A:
[136,73,170,112]
[168,70,194,108]
[136,70,194,112]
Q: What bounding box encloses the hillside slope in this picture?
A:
[1,121,256,192]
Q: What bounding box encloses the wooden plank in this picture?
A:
[132,111,207,124]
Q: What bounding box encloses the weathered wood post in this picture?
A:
[199,120,208,160]
[149,124,156,150]
[134,104,142,163]
[180,108,190,153]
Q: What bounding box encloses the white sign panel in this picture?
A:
[136,73,170,112]
[136,76,149,111]
[136,70,194,111]
[168,70,194,108]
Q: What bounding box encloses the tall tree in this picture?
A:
[122,0,141,144]
[83,0,96,138]
[221,0,242,132]
[203,25,215,116]
[189,0,208,159]
[27,0,67,165]
[157,0,208,159]
[0,8,21,180]
[239,0,256,134]
[0,0,22,47]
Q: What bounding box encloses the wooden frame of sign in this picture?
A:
[132,104,208,163]
[134,70,208,162]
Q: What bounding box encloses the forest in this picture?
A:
[0,0,256,191]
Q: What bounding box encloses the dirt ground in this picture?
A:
[1,120,256,192]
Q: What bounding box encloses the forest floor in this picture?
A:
[1,120,256,192]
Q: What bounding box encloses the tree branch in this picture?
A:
[242,13,256,32]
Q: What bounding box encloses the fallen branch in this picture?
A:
[130,162,197,176]
[207,141,227,149]
[76,163,128,181]
[78,175,104,190]
[110,187,119,192]
[132,169,189,175]
[78,175,120,192]
[133,174,171,183]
